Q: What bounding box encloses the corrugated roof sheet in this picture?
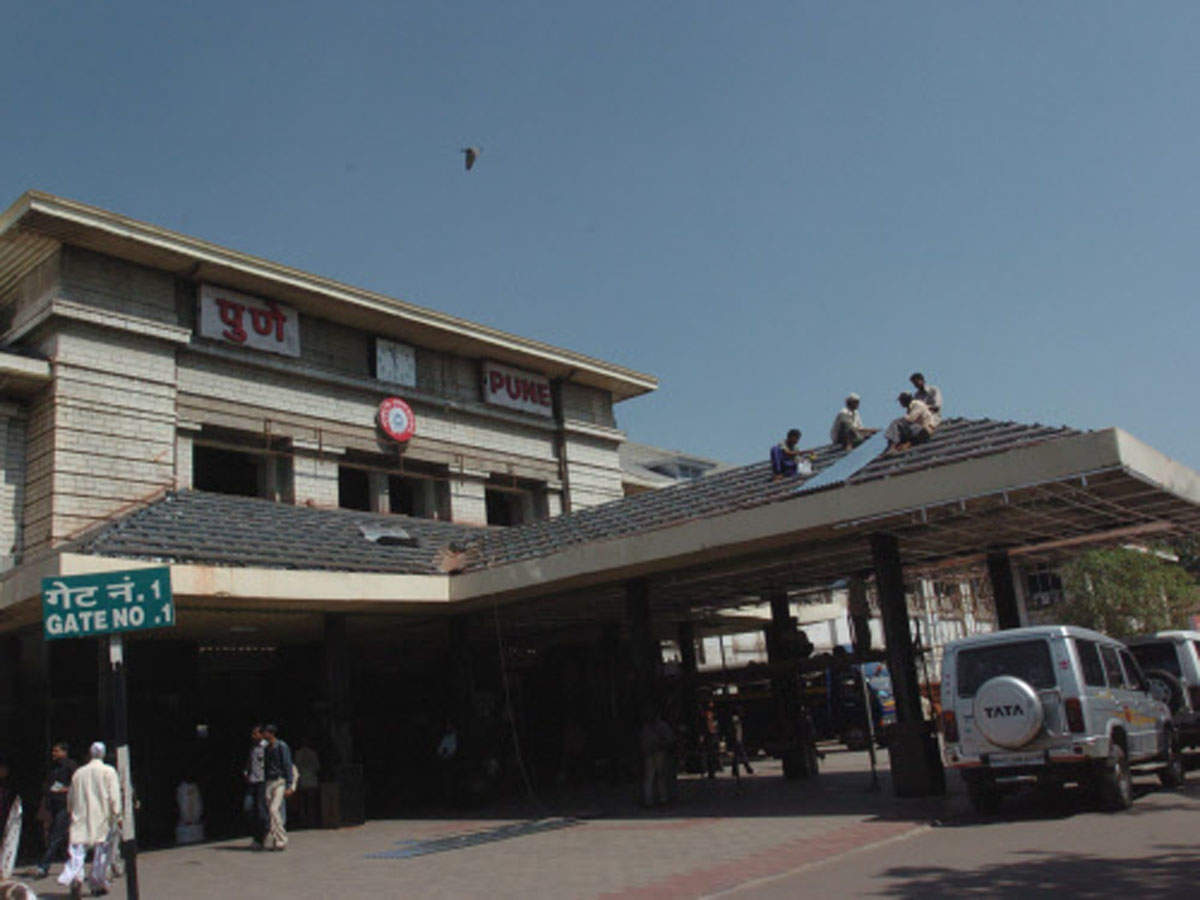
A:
[76,418,1078,575]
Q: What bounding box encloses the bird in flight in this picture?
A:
[462,147,481,171]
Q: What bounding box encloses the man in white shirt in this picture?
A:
[830,393,868,450]
[909,373,943,427]
[58,743,120,898]
[884,392,936,453]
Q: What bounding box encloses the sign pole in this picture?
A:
[108,635,140,900]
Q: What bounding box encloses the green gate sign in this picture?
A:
[42,567,174,641]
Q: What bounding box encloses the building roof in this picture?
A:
[76,417,1078,575]
[617,440,736,490]
[75,492,487,575]
[0,190,657,401]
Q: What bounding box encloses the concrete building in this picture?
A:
[0,190,658,559]
[3,191,1200,845]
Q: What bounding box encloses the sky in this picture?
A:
[3,2,1199,468]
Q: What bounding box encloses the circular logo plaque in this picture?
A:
[378,397,416,442]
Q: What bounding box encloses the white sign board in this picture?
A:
[198,284,300,357]
[376,337,417,387]
[482,361,553,418]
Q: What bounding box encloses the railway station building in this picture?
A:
[2,191,1199,846]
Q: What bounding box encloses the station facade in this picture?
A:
[0,191,658,843]
[3,191,1200,851]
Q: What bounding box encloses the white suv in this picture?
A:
[940,625,1184,813]
[1128,631,1200,750]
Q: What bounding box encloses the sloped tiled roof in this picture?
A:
[76,418,1078,575]
[74,492,487,574]
[468,418,1077,569]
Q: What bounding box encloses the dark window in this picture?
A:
[1099,644,1126,688]
[1075,639,1107,688]
[1119,650,1148,692]
[389,476,420,516]
[1129,641,1181,678]
[194,446,261,498]
[338,467,371,511]
[485,488,524,527]
[956,640,1055,697]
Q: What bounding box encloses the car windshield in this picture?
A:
[1129,641,1180,677]
[957,640,1055,697]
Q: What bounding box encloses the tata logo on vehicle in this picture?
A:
[984,704,1026,719]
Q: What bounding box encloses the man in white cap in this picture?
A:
[830,393,868,450]
[58,743,120,898]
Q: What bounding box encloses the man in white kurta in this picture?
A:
[58,743,120,896]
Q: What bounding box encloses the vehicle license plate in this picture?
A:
[989,751,1044,768]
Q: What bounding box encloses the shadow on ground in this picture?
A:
[875,844,1200,898]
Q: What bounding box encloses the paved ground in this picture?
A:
[17,747,1199,898]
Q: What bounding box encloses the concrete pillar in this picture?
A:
[322,612,363,825]
[625,579,658,716]
[368,471,390,514]
[847,574,872,654]
[449,470,488,525]
[762,591,815,779]
[869,533,945,797]
[174,423,198,490]
[677,620,701,771]
[293,449,341,507]
[987,551,1023,630]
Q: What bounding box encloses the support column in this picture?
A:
[368,470,390,514]
[676,620,701,772]
[869,533,945,797]
[449,469,489,525]
[763,591,814,779]
[625,579,658,717]
[322,613,363,825]
[986,551,1023,630]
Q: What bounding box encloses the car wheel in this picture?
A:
[1145,669,1186,715]
[965,776,1001,814]
[1159,731,1186,788]
[1097,743,1133,811]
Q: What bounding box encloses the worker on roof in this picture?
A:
[909,373,943,427]
[884,392,937,454]
[770,429,804,479]
[830,393,869,450]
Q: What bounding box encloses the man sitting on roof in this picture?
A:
[770,429,805,479]
[909,372,943,427]
[884,392,936,454]
[830,393,868,450]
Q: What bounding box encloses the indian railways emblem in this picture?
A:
[378,397,416,442]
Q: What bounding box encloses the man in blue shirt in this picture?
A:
[261,725,294,851]
[770,429,804,479]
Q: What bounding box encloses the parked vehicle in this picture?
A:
[940,625,1183,813]
[1127,631,1200,750]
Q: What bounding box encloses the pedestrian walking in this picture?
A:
[57,742,120,897]
[242,725,267,847]
[34,742,76,880]
[261,725,294,851]
[728,707,754,778]
[0,754,21,882]
[702,701,721,778]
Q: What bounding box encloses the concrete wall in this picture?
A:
[6,247,630,536]
[0,407,27,568]
[23,321,177,551]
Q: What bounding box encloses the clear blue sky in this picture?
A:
[4,2,1198,467]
